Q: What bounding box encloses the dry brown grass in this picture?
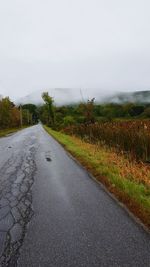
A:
[71,136,150,188]
[63,120,150,162]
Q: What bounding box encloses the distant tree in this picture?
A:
[63,115,75,127]
[99,103,125,119]
[128,105,144,117]
[0,97,20,128]
[42,92,55,126]
[38,105,49,124]
[0,97,13,128]
[143,107,150,118]
[10,107,20,127]
[79,98,95,123]
[22,104,38,124]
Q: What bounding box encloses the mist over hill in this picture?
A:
[104,90,150,104]
[16,88,108,105]
[16,89,150,106]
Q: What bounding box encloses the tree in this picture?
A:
[0,97,20,128]
[143,107,150,118]
[22,104,38,124]
[10,107,20,127]
[128,105,144,117]
[63,115,75,127]
[42,92,55,126]
[79,98,95,124]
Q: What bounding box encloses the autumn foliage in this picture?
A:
[0,97,20,129]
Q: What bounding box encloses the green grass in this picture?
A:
[44,126,150,228]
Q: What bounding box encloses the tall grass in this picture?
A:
[63,120,150,162]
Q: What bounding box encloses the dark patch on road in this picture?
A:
[46,157,51,162]
[45,151,52,162]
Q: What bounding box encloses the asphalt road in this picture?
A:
[0,125,149,267]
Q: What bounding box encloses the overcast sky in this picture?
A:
[0,0,150,100]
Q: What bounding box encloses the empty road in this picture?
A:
[0,125,149,266]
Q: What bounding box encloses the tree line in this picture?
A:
[0,97,38,129]
[40,92,150,129]
[1,92,150,130]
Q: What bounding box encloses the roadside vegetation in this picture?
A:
[40,93,150,162]
[0,96,38,136]
[63,121,150,162]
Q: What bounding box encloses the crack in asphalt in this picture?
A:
[0,141,37,266]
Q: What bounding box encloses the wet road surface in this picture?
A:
[0,125,149,266]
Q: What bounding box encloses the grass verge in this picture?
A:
[0,126,28,138]
[44,126,150,229]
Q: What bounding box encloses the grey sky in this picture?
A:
[0,0,150,101]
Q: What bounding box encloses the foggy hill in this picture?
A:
[17,88,103,105]
[17,89,150,105]
[105,90,150,104]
